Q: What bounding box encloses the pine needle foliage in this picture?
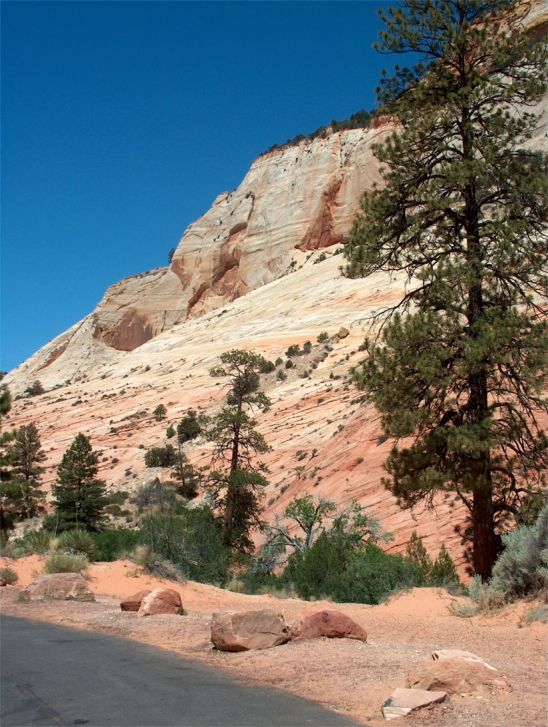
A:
[345,0,547,579]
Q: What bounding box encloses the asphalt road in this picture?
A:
[1,616,364,727]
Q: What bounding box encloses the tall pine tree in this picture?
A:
[207,350,271,551]
[345,0,547,579]
[8,423,46,518]
[52,433,108,531]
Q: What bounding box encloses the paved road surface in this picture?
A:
[1,616,363,726]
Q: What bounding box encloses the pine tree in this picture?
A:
[206,350,272,551]
[345,0,547,579]
[0,384,15,536]
[8,423,46,518]
[52,433,108,531]
[172,409,204,498]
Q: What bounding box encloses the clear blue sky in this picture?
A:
[2,0,392,372]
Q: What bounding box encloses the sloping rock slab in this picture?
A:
[120,589,152,612]
[211,610,290,652]
[432,649,496,670]
[291,609,367,641]
[137,588,183,617]
[408,657,511,695]
[20,573,95,602]
[383,687,447,720]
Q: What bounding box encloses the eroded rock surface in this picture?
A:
[211,609,291,652]
[137,588,183,617]
[291,609,367,641]
[407,657,511,696]
[20,573,95,602]
[382,687,447,721]
[120,589,152,612]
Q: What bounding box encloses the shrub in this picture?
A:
[286,344,300,358]
[44,552,88,574]
[285,359,294,369]
[317,332,329,343]
[25,380,45,397]
[131,545,184,581]
[276,370,287,382]
[139,506,230,585]
[14,529,52,556]
[91,528,140,561]
[134,480,176,513]
[302,341,312,354]
[56,530,96,560]
[449,601,478,618]
[275,357,283,367]
[0,566,18,584]
[259,359,276,374]
[524,605,548,624]
[144,445,177,468]
[166,425,175,439]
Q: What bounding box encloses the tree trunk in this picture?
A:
[472,484,497,580]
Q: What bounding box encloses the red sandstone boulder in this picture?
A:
[20,573,95,602]
[120,589,152,612]
[211,610,291,652]
[291,609,367,642]
[407,657,511,696]
[137,588,183,617]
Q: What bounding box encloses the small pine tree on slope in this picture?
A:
[345,0,547,579]
[52,433,108,532]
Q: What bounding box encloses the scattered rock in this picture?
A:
[337,326,349,339]
[120,589,152,612]
[20,573,95,602]
[432,649,496,670]
[137,588,183,617]
[382,687,447,720]
[408,657,511,696]
[291,609,367,642]
[0,579,7,587]
[211,610,291,652]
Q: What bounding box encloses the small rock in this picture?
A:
[408,657,511,696]
[337,326,349,339]
[432,649,496,670]
[291,609,367,642]
[120,589,152,612]
[20,573,95,602]
[382,687,447,720]
[211,610,290,652]
[137,588,183,617]
[0,578,7,587]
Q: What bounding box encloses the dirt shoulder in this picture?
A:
[1,557,546,727]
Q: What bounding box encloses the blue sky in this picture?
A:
[2,1,391,372]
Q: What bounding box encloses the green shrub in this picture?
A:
[134,480,176,513]
[449,601,478,618]
[144,445,177,468]
[468,575,507,611]
[25,380,44,397]
[302,341,312,354]
[91,528,140,561]
[259,359,276,374]
[139,506,230,585]
[56,530,96,560]
[276,370,287,382]
[14,530,52,556]
[131,545,185,581]
[285,359,294,369]
[44,552,88,574]
[0,566,18,584]
[317,332,329,343]
[286,344,300,358]
[275,357,283,367]
[166,425,176,439]
[524,605,548,624]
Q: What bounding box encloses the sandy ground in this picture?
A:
[1,556,546,727]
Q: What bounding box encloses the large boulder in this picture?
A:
[408,657,511,696]
[211,610,291,652]
[291,609,367,642]
[137,588,183,617]
[120,589,152,612]
[20,573,95,602]
[382,687,447,721]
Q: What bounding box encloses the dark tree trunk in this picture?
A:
[472,483,497,580]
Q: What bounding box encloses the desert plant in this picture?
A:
[130,544,184,582]
[276,370,287,382]
[259,359,276,374]
[91,528,140,561]
[449,601,478,618]
[302,341,312,354]
[24,380,44,397]
[144,445,177,468]
[166,425,176,439]
[134,480,176,513]
[56,529,96,560]
[285,344,300,358]
[44,552,88,574]
[153,404,167,422]
[317,332,329,343]
[0,566,18,584]
[523,605,548,625]
[14,529,52,556]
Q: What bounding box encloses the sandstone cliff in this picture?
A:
[5,0,547,566]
